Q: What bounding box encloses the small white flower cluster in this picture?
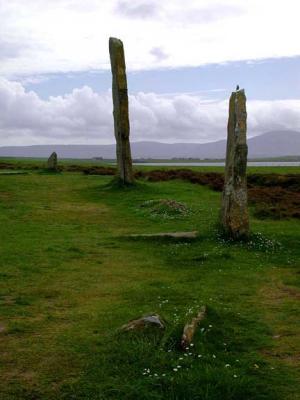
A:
[142,368,151,376]
[142,349,244,382]
[184,304,202,317]
[247,232,282,253]
[158,297,169,308]
[142,368,167,378]
[216,231,282,255]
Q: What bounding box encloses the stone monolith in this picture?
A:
[221,86,249,239]
[47,152,58,171]
[109,37,134,184]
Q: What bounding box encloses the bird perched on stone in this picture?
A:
[236,85,240,91]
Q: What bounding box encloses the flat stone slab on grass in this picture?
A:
[0,171,28,175]
[127,231,198,239]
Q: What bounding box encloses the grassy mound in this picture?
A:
[140,199,190,219]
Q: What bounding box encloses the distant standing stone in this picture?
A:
[109,37,134,184]
[221,87,249,239]
[47,152,58,171]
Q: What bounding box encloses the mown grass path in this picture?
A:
[0,171,299,399]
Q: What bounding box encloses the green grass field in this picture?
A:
[0,165,299,399]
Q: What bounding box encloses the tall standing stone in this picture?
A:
[109,37,134,184]
[47,152,58,171]
[221,86,249,239]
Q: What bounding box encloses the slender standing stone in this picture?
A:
[109,37,134,184]
[47,152,58,171]
[221,86,249,239]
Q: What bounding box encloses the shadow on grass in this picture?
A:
[78,177,157,204]
[38,169,62,175]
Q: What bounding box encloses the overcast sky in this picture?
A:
[0,0,300,145]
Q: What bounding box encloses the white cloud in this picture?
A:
[0,0,299,76]
[150,47,169,62]
[0,78,299,146]
[115,0,161,19]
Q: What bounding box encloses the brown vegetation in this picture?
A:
[136,169,223,191]
[0,161,298,219]
[136,169,300,220]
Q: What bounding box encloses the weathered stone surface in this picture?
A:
[120,314,166,331]
[47,152,58,171]
[126,231,198,239]
[221,87,249,239]
[180,306,207,350]
[109,37,134,184]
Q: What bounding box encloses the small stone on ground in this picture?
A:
[121,314,166,331]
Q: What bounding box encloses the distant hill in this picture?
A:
[0,130,299,159]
